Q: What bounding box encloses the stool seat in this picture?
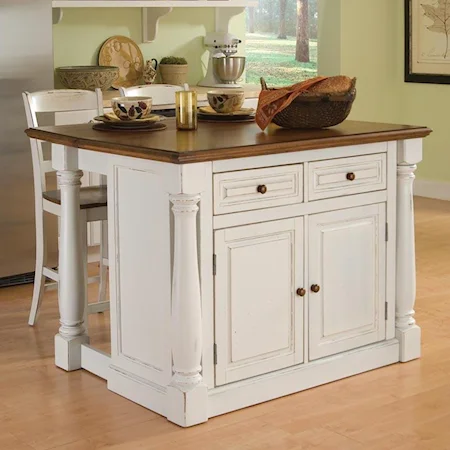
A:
[43,186,107,209]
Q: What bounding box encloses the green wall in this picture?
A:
[319,0,449,182]
[55,2,448,182]
[53,8,246,87]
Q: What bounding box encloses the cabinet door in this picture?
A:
[308,204,386,361]
[215,218,304,386]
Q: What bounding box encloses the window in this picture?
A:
[246,0,318,87]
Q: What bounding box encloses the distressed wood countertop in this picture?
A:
[25,120,431,164]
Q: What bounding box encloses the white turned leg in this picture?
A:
[166,194,208,427]
[396,140,423,362]
[55,170,89,371]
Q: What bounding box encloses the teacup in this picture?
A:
[207,89,245,113]
[111,96,153,121]
[143,59,158,84]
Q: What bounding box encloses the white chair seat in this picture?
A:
[43,186,107,209]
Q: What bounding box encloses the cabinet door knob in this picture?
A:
[346,172,356,181]
[257,184,267,194]
[296,288,306,297]
[311,284,321,293]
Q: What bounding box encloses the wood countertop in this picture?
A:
[26,120,431,165]
[102,84,261,109]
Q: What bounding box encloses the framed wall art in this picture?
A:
[406,0,450,84]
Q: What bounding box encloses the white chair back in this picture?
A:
[22,89,103,197]
[119,84,183,106]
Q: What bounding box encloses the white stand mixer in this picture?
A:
[198,31,243,88]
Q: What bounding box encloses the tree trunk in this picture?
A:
[249,7,255,34]
[278,0,287,39]
[296,0,310,62]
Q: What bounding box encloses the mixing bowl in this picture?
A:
[56,66,119,91]
[213,56,246,84]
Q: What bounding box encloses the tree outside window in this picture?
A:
[246,0,318,87]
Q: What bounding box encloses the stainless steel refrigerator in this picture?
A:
[0,0,57,286]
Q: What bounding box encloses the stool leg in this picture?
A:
[97,220,108,304]
[80,211,89,332]
[29,207,46,326]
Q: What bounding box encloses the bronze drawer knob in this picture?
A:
[311,284,321,293]
[346,172,356,181]
[257,185,268,194]
[296,288,306,297]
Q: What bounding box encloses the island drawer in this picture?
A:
[214,165,303,215]
[308,153,387,201]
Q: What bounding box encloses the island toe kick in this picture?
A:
[35,121,429,428]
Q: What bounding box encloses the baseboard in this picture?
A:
[104,341,400,424]
[414,179,450,201]
[208,339,400,418]
[108,365,167,418]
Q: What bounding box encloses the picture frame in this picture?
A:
[405,0,450,84]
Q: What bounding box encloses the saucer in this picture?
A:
[198,106,255,117]
[92,122,167,132]
[94,112,163,125]
[198,114,255,123]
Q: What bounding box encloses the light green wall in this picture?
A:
[340,0,403,125]
[320,0,450,182]
[53,8,246,87]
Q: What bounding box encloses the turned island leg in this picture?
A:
[55,169,89,371]
[167,194,208,427]
[396,139,423,362]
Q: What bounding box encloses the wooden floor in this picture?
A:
[1,196,450,450]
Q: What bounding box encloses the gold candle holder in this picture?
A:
[176,90,198,131]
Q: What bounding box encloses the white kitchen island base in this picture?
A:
[26,120,430,427]
[108,339,400,422]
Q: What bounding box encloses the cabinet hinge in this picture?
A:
[213,254,217,276]
[213,343,218,365]
[385,223,389,242]
[385,301,388,320]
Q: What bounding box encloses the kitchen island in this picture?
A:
[26,120,430,427]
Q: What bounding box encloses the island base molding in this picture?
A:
[103,339,401,426]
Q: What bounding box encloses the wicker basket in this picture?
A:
[260,77,357,129]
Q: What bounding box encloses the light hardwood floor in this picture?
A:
[1,196,450,450]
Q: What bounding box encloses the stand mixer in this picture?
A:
[198,32,246,88]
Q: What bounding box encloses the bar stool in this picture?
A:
[119,84,183,104]
[23,89,109,326]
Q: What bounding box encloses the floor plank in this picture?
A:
[0,196,449,449]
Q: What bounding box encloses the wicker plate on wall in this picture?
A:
[98,35,144,89]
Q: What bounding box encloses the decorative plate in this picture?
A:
[94,112,163,124]
[93,119,161,130]
[92,122,167,132]
[198,106,255,116]
[98,35,144,89]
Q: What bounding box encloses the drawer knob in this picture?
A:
[296,288,306,297]
[311,284,321,293]
[257,184,268,194]
[346,172,356,181]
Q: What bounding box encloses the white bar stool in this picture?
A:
[119,84,183,105]
[23,89,109,326]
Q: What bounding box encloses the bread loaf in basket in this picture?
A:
[260,76,357,129]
